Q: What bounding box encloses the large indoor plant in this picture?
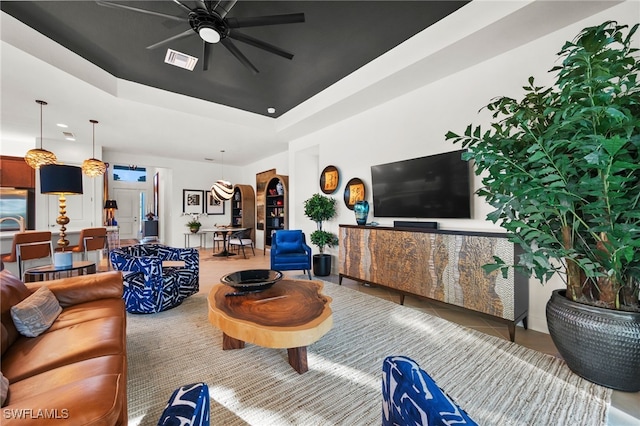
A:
[304,193,339,276]
[446,21,640,390]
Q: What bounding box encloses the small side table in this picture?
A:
[24,261,97,283]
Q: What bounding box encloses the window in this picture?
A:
[113,165,146,182]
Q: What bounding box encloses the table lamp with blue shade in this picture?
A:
[40,164,83,252]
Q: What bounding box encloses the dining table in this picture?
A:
[200,227,247,257]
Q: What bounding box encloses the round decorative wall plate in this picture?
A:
[343,178,366,210]
[319,165,339,194]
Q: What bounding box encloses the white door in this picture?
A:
[113,188,144,240]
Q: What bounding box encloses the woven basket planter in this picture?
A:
[546,290,640,391]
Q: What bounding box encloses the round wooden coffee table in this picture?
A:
[208,278,333,374]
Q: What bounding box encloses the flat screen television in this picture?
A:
[371,150,471,219]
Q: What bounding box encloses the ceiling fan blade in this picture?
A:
[96,1,184,21]
[229,31,294,60]
[146,29,195,50]
[226,13,305,29]
[202,41,211,71]
[171,0,194,14]
[195,0,208,11]
[221,38,259,74]
[213,0,237,18]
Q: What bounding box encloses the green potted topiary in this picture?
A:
[446,21,640,391]
[304,193,339,276]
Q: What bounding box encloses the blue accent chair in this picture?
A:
[270,230,312,280]
[110,244,199,313]
[157,382,210,426]
[382,356,478,426]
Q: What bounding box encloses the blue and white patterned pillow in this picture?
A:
[157,382,210,426]
[382,355,477,426]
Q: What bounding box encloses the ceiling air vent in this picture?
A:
[164,49,198,71]
[62,131,75,141]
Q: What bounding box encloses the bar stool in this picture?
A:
[62,227,108,267]
[1,231,53,279]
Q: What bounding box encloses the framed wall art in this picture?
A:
[343,178,366,210]
[182,189,204,214]
[205,191,225,215]
[319,165,340,194]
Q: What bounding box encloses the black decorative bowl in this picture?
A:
[220,269,283,292]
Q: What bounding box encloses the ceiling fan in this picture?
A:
[96,0,305,74]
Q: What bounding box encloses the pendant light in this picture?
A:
[25,100,57,169]
[82,119,107,177]
[211,150,234,202]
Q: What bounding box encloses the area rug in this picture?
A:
[126,280,611,425]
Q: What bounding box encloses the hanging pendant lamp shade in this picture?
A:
[25,100,57,169]
[211,179,234,202]
[82,119,106,177]
[210,150,234,202]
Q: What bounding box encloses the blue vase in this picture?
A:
[354,200,369,225]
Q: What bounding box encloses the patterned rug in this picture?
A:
[126,280,611,425]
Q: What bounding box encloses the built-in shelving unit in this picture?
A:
[264,175,288,253]
[231,184,256,242]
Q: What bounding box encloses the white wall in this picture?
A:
[282,2,638,333]
[104,150,243,248]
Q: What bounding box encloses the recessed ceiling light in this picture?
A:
[267,107,276,114]
[57,123,68,128]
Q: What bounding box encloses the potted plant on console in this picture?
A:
[304,193,339,276]
[185,213,202,233]
[446,21,640,391]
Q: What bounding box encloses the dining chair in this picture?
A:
[213,232,225,251]
[1,231,53,279]
[228,228,255,258]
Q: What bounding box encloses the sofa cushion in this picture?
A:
[1,316,125,382]
[47,299,124,332]
[3,374,123,425]
[11,286,62,337]
[26,271,125,308]
[0,270,31,355]
[6,355,124,404]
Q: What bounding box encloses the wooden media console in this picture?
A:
[338,225,528,341]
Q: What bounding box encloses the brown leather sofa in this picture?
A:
[1,268,127,425]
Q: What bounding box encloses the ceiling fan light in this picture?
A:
[199,27,220,44]
[82,158,107,177]
[25,148,57,169]
[211,179,234,201]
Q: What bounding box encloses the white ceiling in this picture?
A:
[0,1,623,166]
